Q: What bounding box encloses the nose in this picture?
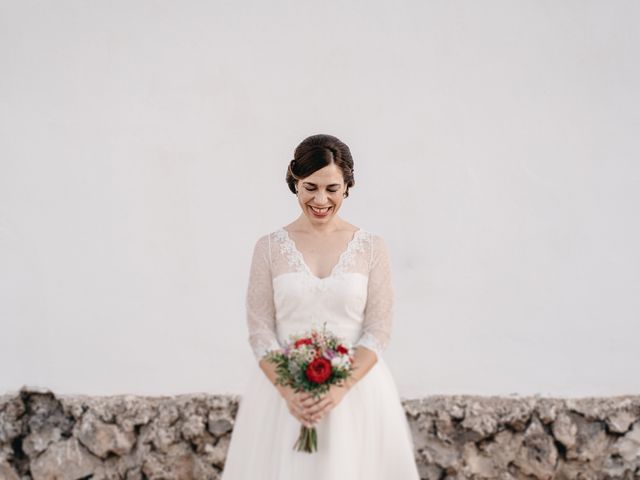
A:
[314,191,329,204]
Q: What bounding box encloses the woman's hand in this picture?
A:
[278,386,324,428]
[302,384,350,424]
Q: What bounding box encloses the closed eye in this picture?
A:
[305,187,340,193]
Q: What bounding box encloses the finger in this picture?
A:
[310,410,325,423]
[304,398,323,415]
[296,411,309,424]
[306,397,331,415]
[300,400,315,413]
[300,395,321,408]
[314,399,333,417]
[298,393,313,403]
[293,411,307,426]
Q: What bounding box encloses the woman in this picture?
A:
[221,134,420,479]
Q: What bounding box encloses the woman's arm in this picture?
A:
[350,234,395,382]
[246,234,281,365]
[259,356,289,396]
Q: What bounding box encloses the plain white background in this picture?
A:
[1,0,639,399]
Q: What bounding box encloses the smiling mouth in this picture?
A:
[309,205,333,214]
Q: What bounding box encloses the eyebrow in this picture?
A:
[302,182,342,187]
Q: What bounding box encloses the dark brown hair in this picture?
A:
[285,134,355,198]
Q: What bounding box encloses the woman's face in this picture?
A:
[296,163,346,223]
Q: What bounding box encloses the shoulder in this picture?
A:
[364,232,391,261]
[253,228,288,250]
[363,230,388,247]
[347,226,388,250]
[251,232,273,254]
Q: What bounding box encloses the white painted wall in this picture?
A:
[1,0,639,398]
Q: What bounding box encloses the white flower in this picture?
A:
[331,356,349,369]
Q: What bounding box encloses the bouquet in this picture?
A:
[264,321,355,453]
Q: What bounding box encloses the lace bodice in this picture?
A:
[245,227,395,362]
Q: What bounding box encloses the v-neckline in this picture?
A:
[280,227,362,280]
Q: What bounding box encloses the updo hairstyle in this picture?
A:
[285,134,355,198]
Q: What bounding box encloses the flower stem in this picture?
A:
[293,425,318,453]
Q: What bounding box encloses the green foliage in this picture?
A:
[265,350,353,400]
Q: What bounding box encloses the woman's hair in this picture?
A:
[285,134,355,198]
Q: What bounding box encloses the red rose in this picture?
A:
[294,338,313,349]
[336,345,349,355]
[306,357,332,384]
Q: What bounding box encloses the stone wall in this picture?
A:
[1,387,639,479]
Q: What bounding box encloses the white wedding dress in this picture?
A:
[221,227,420,479]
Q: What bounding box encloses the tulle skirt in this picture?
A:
[221,357,421,480]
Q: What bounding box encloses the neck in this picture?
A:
[291,215,345,234]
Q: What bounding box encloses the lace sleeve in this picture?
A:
[354,234,394,359]
[246,234,281,362]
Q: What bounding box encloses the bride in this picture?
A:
[221,134,420,479]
